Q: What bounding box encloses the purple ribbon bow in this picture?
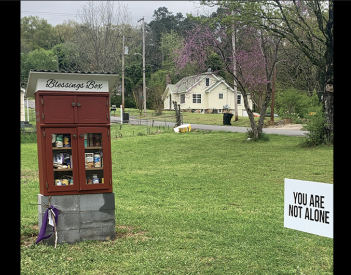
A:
[36,205,59,244]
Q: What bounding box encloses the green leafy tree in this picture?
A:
[159,30,183,70]
[274,88,310,120]
[21,16,57,52]
[148,69,169,114]
[302,90,326,146]
[253,0,333,143]
[276,41,323,93]
[146,7,196,72]
[21,49,57,88]
[54,20,76,44]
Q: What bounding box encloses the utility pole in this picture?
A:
[122,35,125,115]
[231,10,238,121]
[118,33,132,123]
[138,16,146,116]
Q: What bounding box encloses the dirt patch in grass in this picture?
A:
[21,169,39,182]
[21,224,149,247]
[115,225,149,239]
[266,123,305,130]
[21,225,39,247]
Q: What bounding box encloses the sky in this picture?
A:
[20,1,217,26]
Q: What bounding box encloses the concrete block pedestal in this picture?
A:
[38,193,116,246]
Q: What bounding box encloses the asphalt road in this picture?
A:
[26,100,308,137]
[110,115,309,137]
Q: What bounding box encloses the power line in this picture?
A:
[21,11,77,16]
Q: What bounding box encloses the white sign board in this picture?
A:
[36,79,109,93]
[284,178,333,238]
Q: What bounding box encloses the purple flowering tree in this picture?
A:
[174,23,281,139]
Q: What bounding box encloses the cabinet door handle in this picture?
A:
[73,134,77,138]
[77,102,81,107]
[80,134,83,138]
[72,102,76,107]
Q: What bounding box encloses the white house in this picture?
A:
[163,71,252,115]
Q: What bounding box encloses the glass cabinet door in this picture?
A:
[45,128,78,192]
[77,127,110,190]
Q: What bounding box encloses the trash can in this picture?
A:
[223,113,233,125]
[123,112,129,123]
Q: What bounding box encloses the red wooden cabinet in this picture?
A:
[77,127,111,191]
[38,93,109,125]
[35,91,113,195]
[42,95,76,124]
[77,96,109,124]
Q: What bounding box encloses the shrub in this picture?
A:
[111,95,137,109]
[300,91,331,146]
[301,105,327,146]
[275,88,310,121]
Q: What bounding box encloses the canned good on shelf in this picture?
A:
[94,153,101,168]
[62,179,68,186]
[55,135,63,147]
[63,135,71,147]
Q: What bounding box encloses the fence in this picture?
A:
[110,108,183,128]
[111,108,183,124]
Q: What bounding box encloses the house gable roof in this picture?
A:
[166,72,243,96]
[168,72,222,94]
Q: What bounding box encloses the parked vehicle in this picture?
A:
[265,112,280,117]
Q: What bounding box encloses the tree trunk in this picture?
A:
[257,84,273,134]
[322,59,333,143]
[322,0,333,144]
[241,89,259,138]
[173,101,181,127]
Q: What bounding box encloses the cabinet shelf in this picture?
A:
[53,168,73,172]
[85,167,103,171]
[85,147,103,150]
[52,147,72,150]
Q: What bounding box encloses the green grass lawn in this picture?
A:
[21,126,333,274]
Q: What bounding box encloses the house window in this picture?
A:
[193,94,201,103]
[237,94,242,105]
[219,93,223,99]
[180,94,185,104]
[218,109,222,113]
[206,78,209,86]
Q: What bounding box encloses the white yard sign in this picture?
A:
[284,178,333,238]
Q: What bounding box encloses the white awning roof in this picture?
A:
[26,70,119,98]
